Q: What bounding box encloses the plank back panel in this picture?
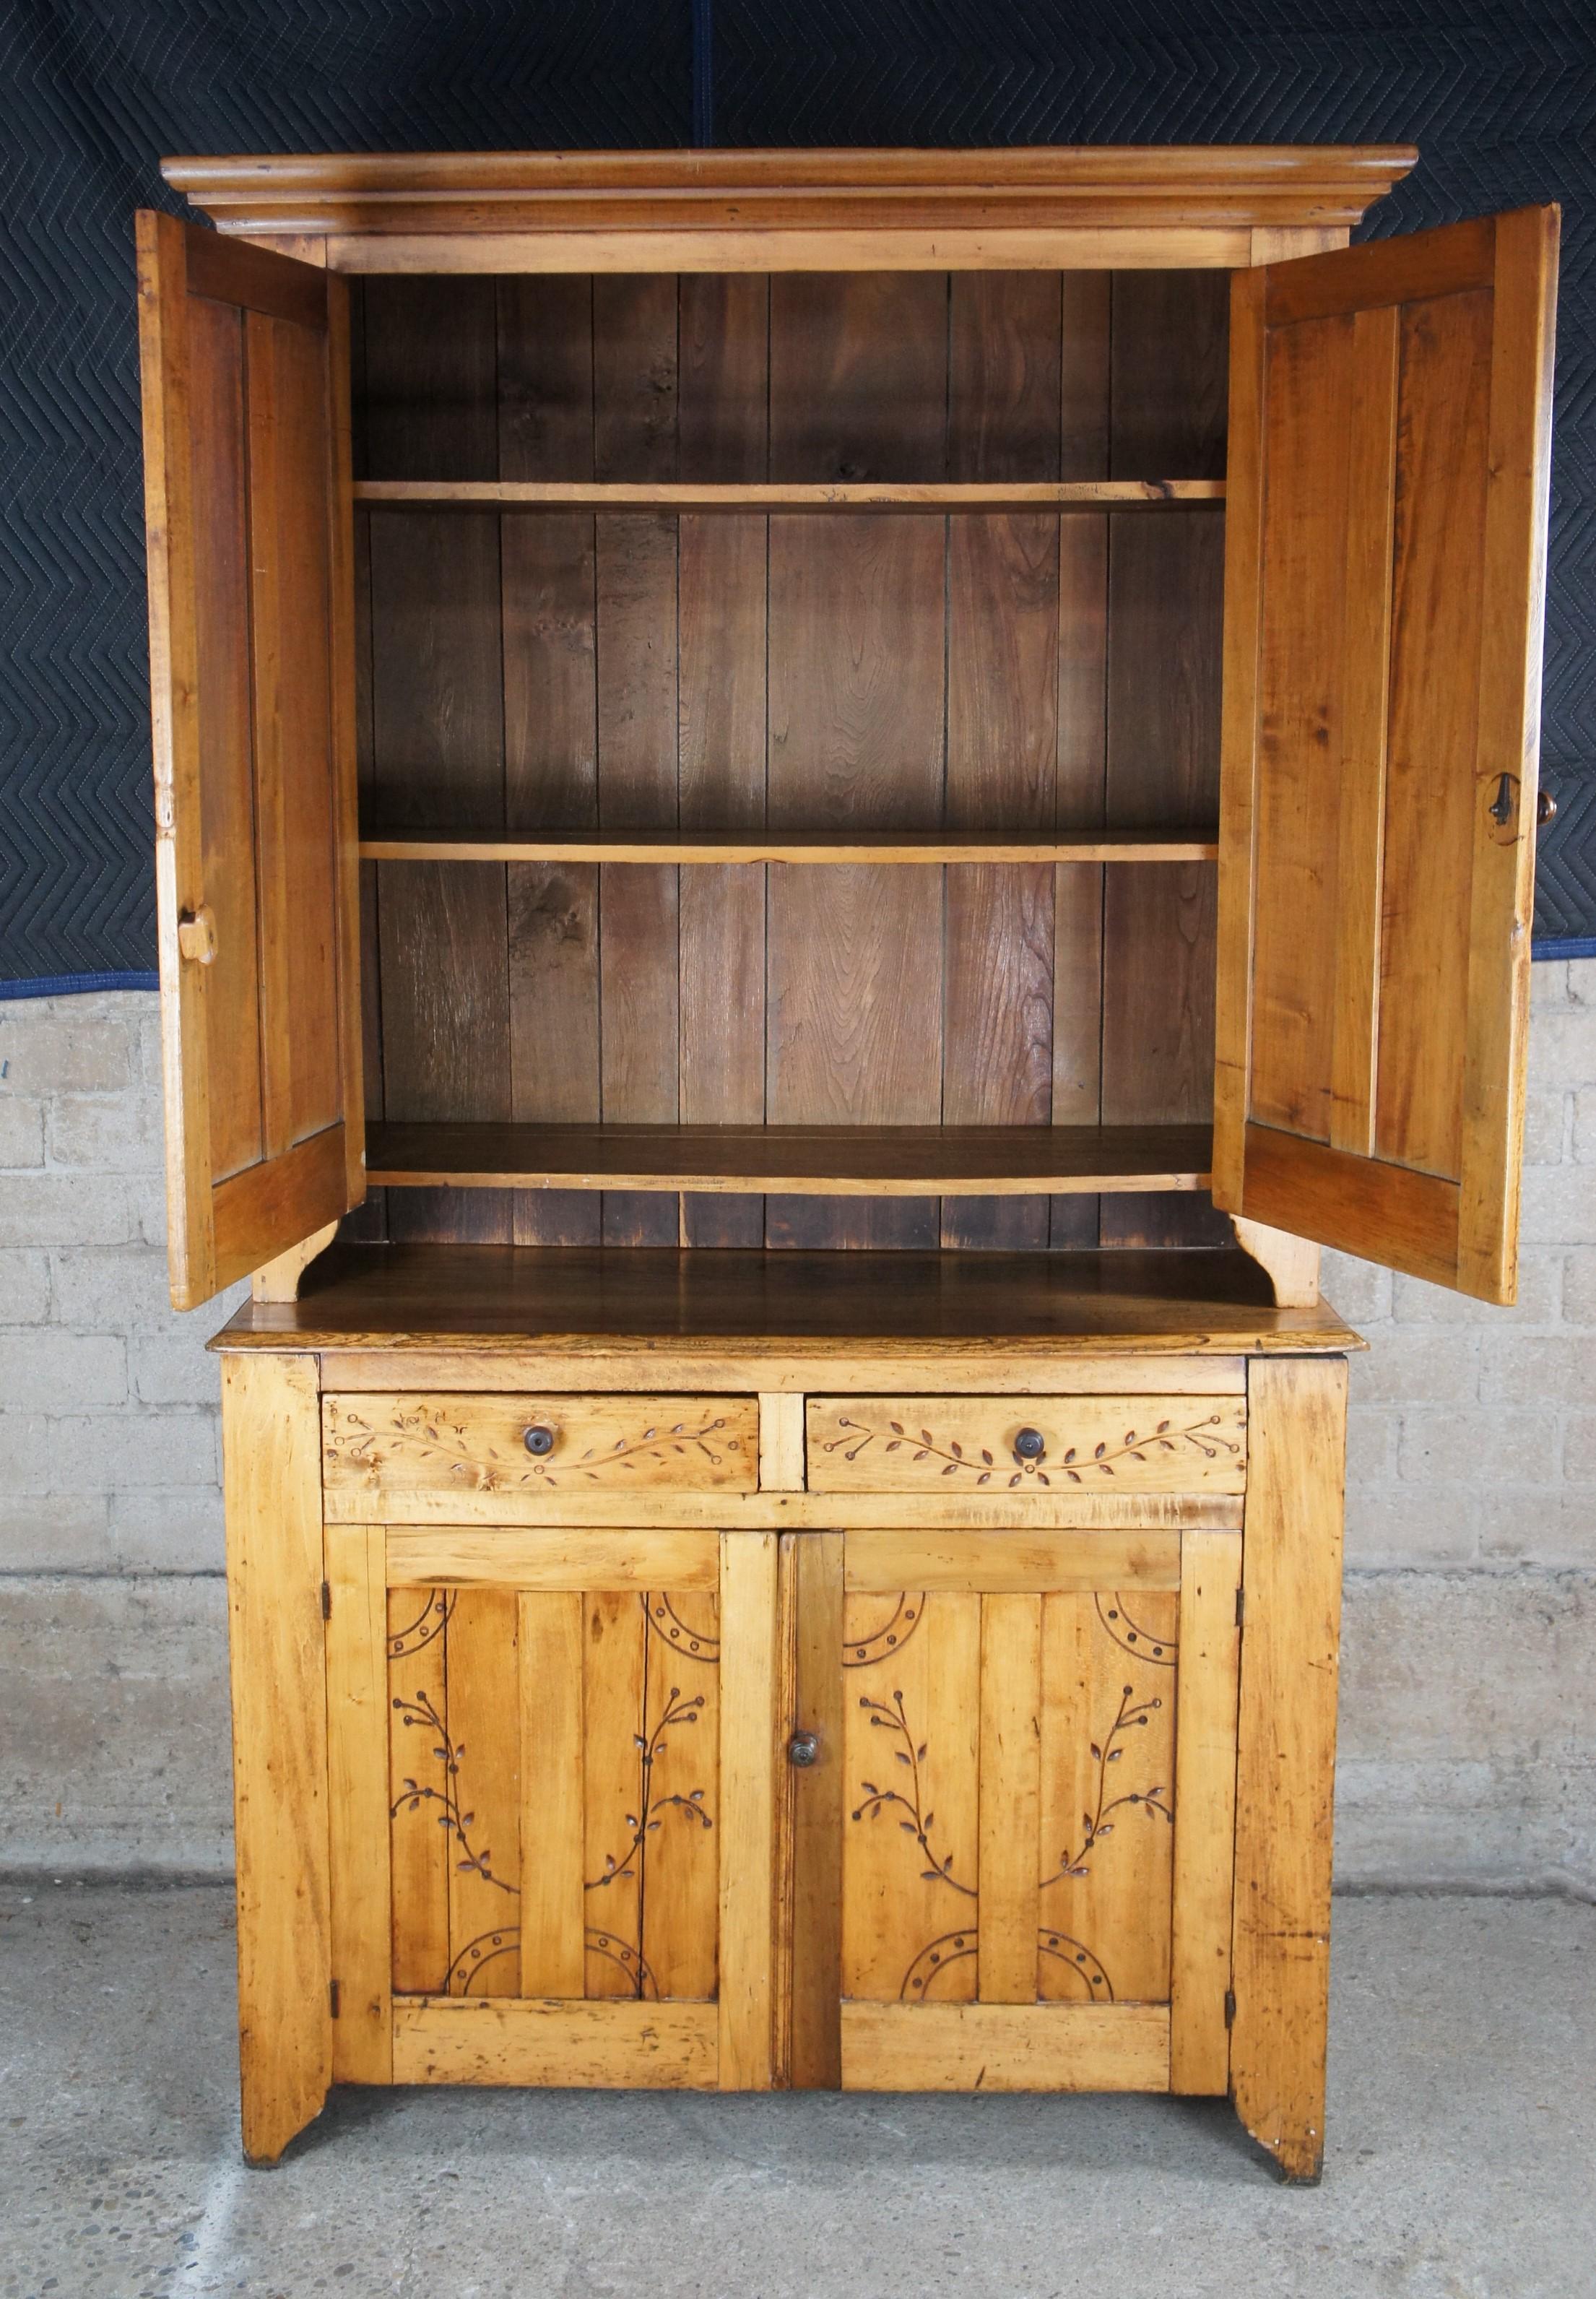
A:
[355,270,1228,1255]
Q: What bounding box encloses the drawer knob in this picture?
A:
[787,1731,820,1769]
[1014,1425,1046,1462]
[523,1424,557,1457]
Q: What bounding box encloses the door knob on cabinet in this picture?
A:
[1014,1426,1046,1461]
[522,1424,557,1456]
[176,906,217,965]
[1539,789,1558,825]
[787,1731,820,1768]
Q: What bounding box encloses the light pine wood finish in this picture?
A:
[718,1533,781,2088]
[356,478,1224,511]
[977,1597,1044,2002]
[517,1592,586,1997]
[251,1221,339,1304]
[1230,1217,1321,1308]
[841,2001,1170,2092]
[337,1489,1240,1535]
[759,1393,807,1491]
[1231,1356,1348,2182]
[843,1528,1181,1593]
[324,1521,392,2083]
[392,1999,717,2086]
[1168,1529,1243,2094]
[386,1526,719,1588]
[136,213,361,1310]
[219,1354,331,2162]
[1214,208,1560,1302]
[360,829,1218,865]
[809,1395,1246,1494]
[322,1391,760,1499]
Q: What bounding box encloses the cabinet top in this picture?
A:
[162,146,1417,269]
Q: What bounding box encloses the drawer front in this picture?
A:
[807,1395,1246,1495]
[323,1393,760,1499]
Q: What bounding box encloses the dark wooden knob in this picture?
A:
[1014,1426,1046,1461]
[523,1424,556,1457]
[787,1731,820,1768]
[1539,789,1558,825]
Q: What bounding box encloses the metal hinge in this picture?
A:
[329,1978,341,2019]
[1224,1988,1236,2030]
[321,1580,332,1621]
[1234,1587,1245,1630]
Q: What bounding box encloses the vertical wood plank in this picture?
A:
[220,1354,330,2162]
[519,1590,586,1998]
[387,1585,451,1994]
[679,274,768,1247]
[324,276,365,1212]
[442,1590,521,1998]
[594,275,680,1247]
[1458,206,1559,1302]
[766,273,946,1250]
[324,1520,391,2083]
[842,1590,981,2004]
[976,1595,1043,2003]
[1169,1528,1242,2095]
[1053,274,1112,1247]
[499,274,602,1247]
[1231,1356,1348,2182]
[719,1531,779,2087]
[1103,272,1228,1250]
[582,1590,649,1999]
[642,1589,721,1999]
[789,1532,845,2089]
[364,277,508,1246]
[758,1393,807,1491]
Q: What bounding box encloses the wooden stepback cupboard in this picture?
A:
[134,148,1559,2179]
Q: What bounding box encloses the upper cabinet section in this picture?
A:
[136,215,364,1309]
[161,146,1416,273]
[1213,208,1560,1304]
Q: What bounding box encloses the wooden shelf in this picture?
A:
[360,828,1220,866]
[365,1122,1213,1196]
[352,480,1226,514]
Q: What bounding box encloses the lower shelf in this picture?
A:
[364,1122,1215,1197]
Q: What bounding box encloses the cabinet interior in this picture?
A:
[349,267,1231,1253]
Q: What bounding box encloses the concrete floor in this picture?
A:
[0,1887,1590,2299]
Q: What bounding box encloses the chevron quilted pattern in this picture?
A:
[1,0,1593,976]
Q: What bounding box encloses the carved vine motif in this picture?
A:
[330,1405,741,1491]
[391,1687,520,1897]
[822,1410,1239,1487]
[1038,1683,1171,1890]
[852,1687,977,1902]
[843,1593,927,1668]
[584,1645,716,2001]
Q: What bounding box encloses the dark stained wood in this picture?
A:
[594,277,680,1245]
[213,1242,1360,1355]
[1102,272,1228,1250]
[678,274,769,1246]
[364,277,508,1244]
[361,830,1217,863]
[767,274,947,1249]
[355,479,1225,511]
[498,274,601,1246]
[365,1120,1213,1194]
[945,272,1062,1250]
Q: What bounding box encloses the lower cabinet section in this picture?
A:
[324,1520,1240,2102]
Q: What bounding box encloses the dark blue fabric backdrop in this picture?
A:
[3,0,1593,987]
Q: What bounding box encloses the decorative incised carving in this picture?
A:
[843,1593,927,1668]
[821,1408,1240,1488]
[1038,1683,1171,1891]
[329,1401,740,1491]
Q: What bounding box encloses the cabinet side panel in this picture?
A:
[1231,1356,1346,2182]
[221,1354,331,2162]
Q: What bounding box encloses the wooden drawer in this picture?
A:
[806,1395,1246,1495]
[322,1393,760,1500]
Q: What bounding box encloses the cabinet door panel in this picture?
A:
[329,1525,776,2091]
[820,1528,1238,2095]
[136,214,361,1308]
[1215,207,1559,1302]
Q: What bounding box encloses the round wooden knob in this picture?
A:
[787,1731,820,1768]
[1014,1426,1046,1461]
[1539,789,1558,825]
[523,1424,556,1457]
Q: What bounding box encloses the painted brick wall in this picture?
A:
[0,977,1592,1887]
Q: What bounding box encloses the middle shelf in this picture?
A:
[365,1122,1215,1197]
[360,828,1220,866]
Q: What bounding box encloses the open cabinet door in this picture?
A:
[136,213,362,1309]
[1214,208,1558,1303]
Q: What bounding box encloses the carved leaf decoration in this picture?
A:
[890,1422,905,1434]
[981,1450,993,1465]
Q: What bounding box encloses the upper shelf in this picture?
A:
[360,828,1220,866]
[352,480,1226,515]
